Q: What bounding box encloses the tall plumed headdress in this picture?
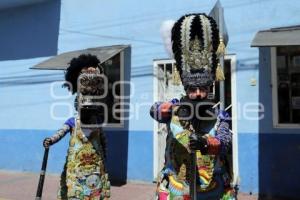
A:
[171,13,224,89]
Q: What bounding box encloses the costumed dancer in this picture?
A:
[150,13,236,200]
[43,54,110,200]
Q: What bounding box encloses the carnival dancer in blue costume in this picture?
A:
[43,54,110,200]
[150,13,236,200]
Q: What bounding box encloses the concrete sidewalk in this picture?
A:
[0,170,257,200]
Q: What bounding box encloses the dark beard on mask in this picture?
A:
[178,96,217,134]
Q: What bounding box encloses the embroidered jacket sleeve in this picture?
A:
[50,117,75,144]
[149,99,179,123]
[206,110,232,155]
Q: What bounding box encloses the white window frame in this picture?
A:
[271,47,300,129]
[152,58,176,180]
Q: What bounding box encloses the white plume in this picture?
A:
[160,20,175,58]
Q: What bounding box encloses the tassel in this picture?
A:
[172,64,181,85]
[216,63,225,81]
[217,38,226,56]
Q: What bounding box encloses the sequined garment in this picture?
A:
[151,102,236,200]
[57,117,110,200]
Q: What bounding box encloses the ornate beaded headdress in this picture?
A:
[171,13,225,88]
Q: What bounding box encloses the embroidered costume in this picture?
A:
[150,13,236,200]
[151,102,234,200]
[55,117,110,200]
[43,54,110,200]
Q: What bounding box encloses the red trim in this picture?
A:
[160,102,172,118]
[207,137,220,155]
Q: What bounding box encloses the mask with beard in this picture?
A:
[177,97,217,134]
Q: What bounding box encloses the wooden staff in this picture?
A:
[190,150,197,200]
[35,147,49,200]
[189,132,199,200]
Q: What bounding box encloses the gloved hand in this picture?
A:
[43,138,53,148]
[150,99,179,123]
[159,102,173,118]
[189,133,208,153]
[160,99,179,115]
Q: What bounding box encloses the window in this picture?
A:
[103,53,122,126]
[101,50,128,128]
[272,46,300,127]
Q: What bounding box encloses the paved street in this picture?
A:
[0,170,257,200]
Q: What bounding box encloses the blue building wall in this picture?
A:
[234,61,260,194]
[0,0,60,60]
[257,47,300,198]
[1,0,300,197]
[0,129,153,183]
